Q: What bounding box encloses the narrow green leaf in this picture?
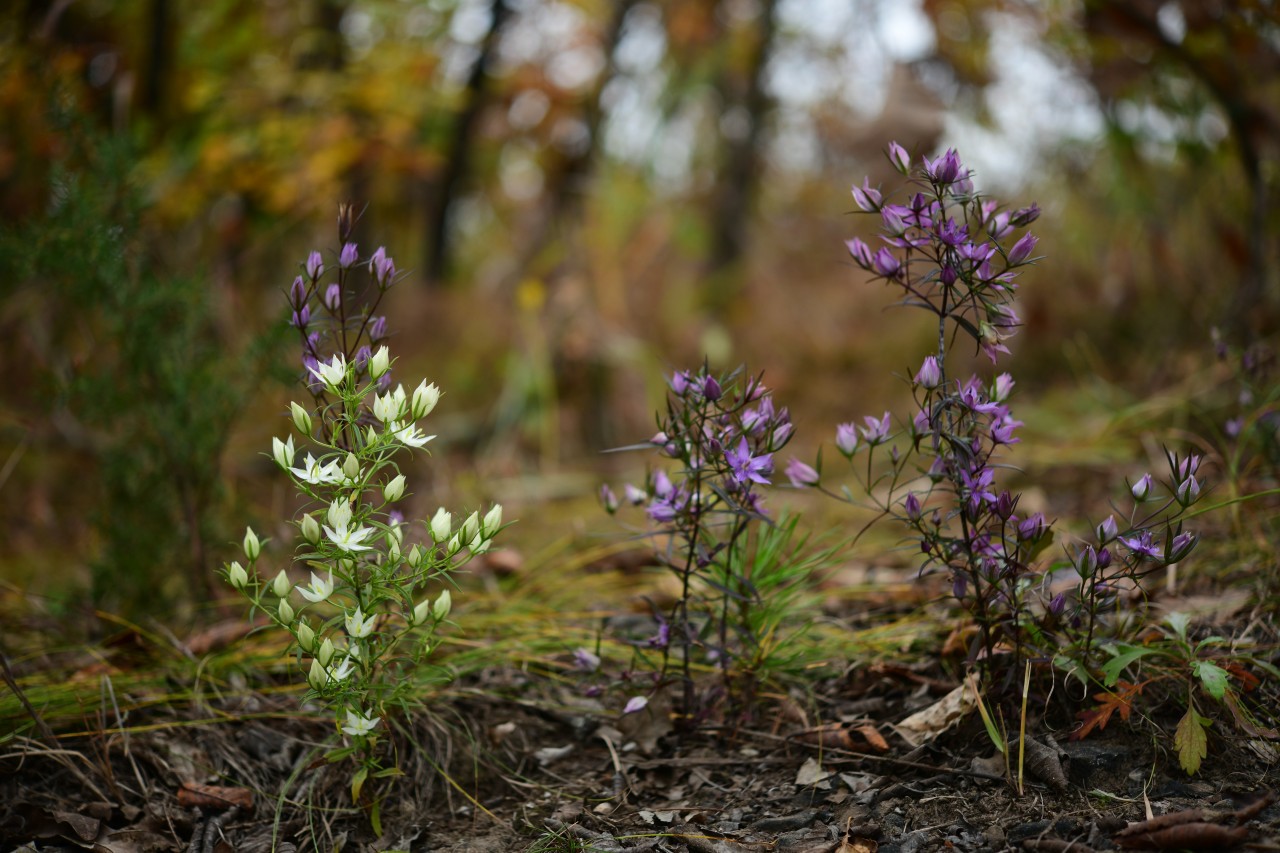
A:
[1100,645,1158,687]
[351,765,369,803]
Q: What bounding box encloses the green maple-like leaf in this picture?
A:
[1192,661,1230,701]
[1174,705,1211,775]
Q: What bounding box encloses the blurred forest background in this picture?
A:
[0,0,1277,619]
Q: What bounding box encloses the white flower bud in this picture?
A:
[470,536,492,555]
[369,345,391,380]
[412,598,431,626]
[430,508,451,542]
[447,533,461,554]
[297,621,315,651]
[433,589,452,621]
[291,402,313,436]
[462,511,479,543]
[227,561,248,590]
[366,424,379,447]
[372,391,399,423]
[383,474,407,503]
[307,658,327,691]
[408,544,423,568]
[300,513,321,544]
[388,537,401,561]
[342,452,361,482]
[317,637,335,667]
[412,381,440,419]
[243,527,261,561]
[272,436,295,469]
[278,598,295,623]
[483,504,503,534]
[272,569,291,598]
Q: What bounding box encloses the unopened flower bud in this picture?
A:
[483,504,503,533]
[307,658,327,690]
[407,543,423,568]
[384,474,407,503]
[462,511,479,543]
[1131,474,1153,501]
[342,452,360,482]
[297,621,315,651]
[1074,545,1098,578]
[904,492,922,522]
[291,402,313,436]
[317,637,335,667]
[600,484,619,514]
[433,589,452,621]
[339,242,359,269]
[299,513,321,544]
[324,283,341,311]
[914,356,942,389]
[887,141,910,174]
[227,561,248,590]
[447,533,461,554]
[412,598,431,626]
[1096,515,1118,544]
[278,599,295,623]
[272,436,295,469]
[305,251,324,281]
[430,508,451,542]
[1175,476,1201,506]
[369,345,390,380]
[243,527,261,561]
[412,381,440,419]
[272,569,291,598]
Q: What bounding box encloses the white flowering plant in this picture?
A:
[220,209,503,816]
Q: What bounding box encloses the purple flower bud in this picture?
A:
[623,484,646,505]
[1131,473,1153,501]
[836,422,858,456]
[1049,593,1066,616]
[1010,203,1041,226]
[653,470,673,498]
[1169,531,1197,562]
[772,422,795,446]
[912,409,930,438]
[623,695,648,714]
[1176,454,1201,479]
[353,344,371,371]
[923,148,964,185]
[1096,547,1112,569]
[851,178,882,212]
[291,305,311,328]
[785,458,820,487]
[939,264,957,286]
[324,283,341,311]
[871,247,901,277]
[887,141,910,174]
[600,484,619,514]
[702,375,722,401]
[1175,476,1201,505]
[903,492,922,521]
[290,275,307,308]
[915,355,942,389]
[1074,544,1098,578]
[995,491,1016,520]
[573,648,601,672]
[670,371,690,395]
[1007,232,1038,266]
[987,212,1012,240]
[369,246,395,287]
[339,242,359,269]
[880,205,909,234]
[650,431,668,447]
[845,237,873,267]
[1017,512,1046,541]
[1096,515,1118,544]
[369,315,387,341]
[305,251,324,281]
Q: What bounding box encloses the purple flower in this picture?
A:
[903,492,922,521]
[836,422,858,455]
[1096,515,1118,543]
[880,205,910,234]
[339,242,359,269]
[887,141,910,174]
[600,484,619,514]
[1169,531,1198,562]
[860,412,892,445]
[915,356,942,389]
[1176,454,1201,479]
[726,437,773,486]
[623,696,649,715]
[851,178,882,212]
[647,496,678,524]
[289,275,307,308]
[369,315,387,341]
[324,283,342,311]
[305,250,324,281]
[936,217,968,247]
[1006,232,1038,266]
[1175,476,1201,505]
[702,375,722,401]
[670,370,691,395]
[1011,203,1041,226]
[1049,593,1066,616]
[785,458,820,487]
[1017,512,1047,541]
[845,237,873,267]
[369,246,396,286]
[291,305,311,328]
[1120,531,1163,561]
[573,648,601,672]
[1131,474,1153,501]
[990,412,1022,446]
[646,621,670,649]
[923,149,965,185]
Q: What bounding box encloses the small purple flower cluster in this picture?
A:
[288,205,400,410]
[601,365,794,723]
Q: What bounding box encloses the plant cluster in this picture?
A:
[599,366,816,727]
[222,211,503,817]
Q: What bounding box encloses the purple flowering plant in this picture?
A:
[799,144,1210,692]
[220,208,504,819]
[600,364,808,727]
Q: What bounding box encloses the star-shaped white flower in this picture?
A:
[290,453,343,485]
[387,420,435,449]
[341,709,379,737]
[328,655,355,682]
[324,520,375,552]
[345,607,376,639]
[298,571,335,603]
[308,354,348,391]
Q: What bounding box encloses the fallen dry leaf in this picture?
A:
[178,782,254,812]
[795,756,834,786]
[890,681,975,747]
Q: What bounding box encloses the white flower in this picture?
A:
[429,508,451,542]
[369,345,390,380]
[308,354,348,391]
[325,520,375,553]
[345,607,376,639]
[412,380,440,419]
[272,436,295,469]
[227,561,248,590]
[387,420,434,449]
[327,498,352,530]
[372,391,402,423]
[341,709,379,737]
[290,453,343,485]
[383,474,407,503]
[483,504,503,534]
[298,571,335,603]
[329,655,355,682]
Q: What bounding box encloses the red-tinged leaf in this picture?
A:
[1071,680,1143,741]
[1223,663,1260,692]
[1174,706,1210,776]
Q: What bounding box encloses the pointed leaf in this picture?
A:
[1174,706,1210,775]
[1192,661,1230,701]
